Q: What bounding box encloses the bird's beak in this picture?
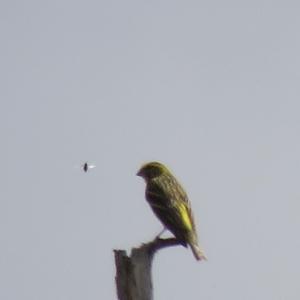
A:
[136,169,142,177]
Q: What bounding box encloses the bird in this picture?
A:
[137,161,207,261]
[82,162,96,172]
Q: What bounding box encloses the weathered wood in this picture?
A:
[114,237,181,300]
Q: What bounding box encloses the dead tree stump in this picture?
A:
[114,237,181,300]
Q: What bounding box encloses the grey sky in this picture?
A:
[1,1,300,299]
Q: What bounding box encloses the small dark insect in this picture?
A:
[82,162,96,172]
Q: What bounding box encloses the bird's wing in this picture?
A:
[146,176,195,243]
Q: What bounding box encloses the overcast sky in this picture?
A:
[1,1,300,299]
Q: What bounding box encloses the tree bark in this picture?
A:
[114,237,181,300]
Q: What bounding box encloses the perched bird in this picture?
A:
[82,162,96,173]
[137,161,207,261]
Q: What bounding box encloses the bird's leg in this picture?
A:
[154,227,166,240]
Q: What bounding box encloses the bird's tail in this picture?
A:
[190,243,207,261]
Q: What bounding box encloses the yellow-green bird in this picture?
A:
[137,161,207,261]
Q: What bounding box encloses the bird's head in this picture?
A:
[137,161,169,180]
